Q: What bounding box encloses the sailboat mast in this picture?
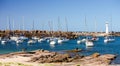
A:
[110,16,113,32]
[48,21,53,37]
[13,18,14,30]
[7,16,11,30]
[65,17,68,32]
[48,21,51,32]
[42,22,44,31]
[7,16,9,30]
[32,20,34,30]
[94,17,97,33]
[58,16,61,31]
[51,21,53,32]
[9,17,11,31]
[12,18,15,35]
[19,24,20,31]
[84,16,87,33]
[22,16,24,30]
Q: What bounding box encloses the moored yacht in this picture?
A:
[38,38,46,43]
[104,36,115,43]
[32,36,39,40]
[16,39,23,44]
[104,22,115,43]
[77,37,86,44]
[91,36,99,41]
[19,36,28,40]
[58,38,69,44]
[1,40,7,44]
[28,39,36,44]
[50,40,56,45]
[85,40,94,47]
[10,36,19,41]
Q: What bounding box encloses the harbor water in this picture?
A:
[0,36,120,64]
[0,36,120,55]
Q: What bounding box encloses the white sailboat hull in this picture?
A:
[38,38,46,43]
[16,40,23,44]
[104,38,115,43]
[28,40,36,44]
[81,39,86,42]
[1,40,7,44]
[50,41,56,45]
[58,39,69,44]
[58,39,63,43]
[85,40,94,47]
[77,40,81,44]
[10,36,18,41]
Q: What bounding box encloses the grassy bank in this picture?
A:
[0,62,55,66]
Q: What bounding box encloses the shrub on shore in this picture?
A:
[0,62,33,66]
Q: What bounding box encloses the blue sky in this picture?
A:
[0,0,120,32]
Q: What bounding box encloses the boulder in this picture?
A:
[92,53,100,58]
[99,54,116,60]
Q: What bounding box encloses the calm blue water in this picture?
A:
[1,36,120,64]
[0,36,120,56]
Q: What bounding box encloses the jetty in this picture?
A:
[0,30,119,39]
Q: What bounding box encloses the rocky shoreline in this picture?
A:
[0,49,116,66]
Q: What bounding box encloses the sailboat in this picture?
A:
[38,22,46,43]
[77,16,88,44]
[84,16,94,47]
[91,36,99,41]
[38,38,46,43]
[16,39,23,44]
[28,39,36,44]
[50,39,56,45]
[77,16,94,47]
[19,16,28,40]
[77,36,86,44]
[57,17,69,44]
[91,17,99,41]
[104,22,115,43]
[49,36,57,45]
[1,16,11,44]
[1,40,7,44]
[58,37,69,44]
[10,18,21,44]
[28,20,37,44]
[85,39,94,47]
[11,17,25,44]
[49,21,56,45]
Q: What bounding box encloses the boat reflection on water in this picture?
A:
[50,44,55,48]
[86,46,93,49]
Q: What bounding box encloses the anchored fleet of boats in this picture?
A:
[0,21,116,48]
